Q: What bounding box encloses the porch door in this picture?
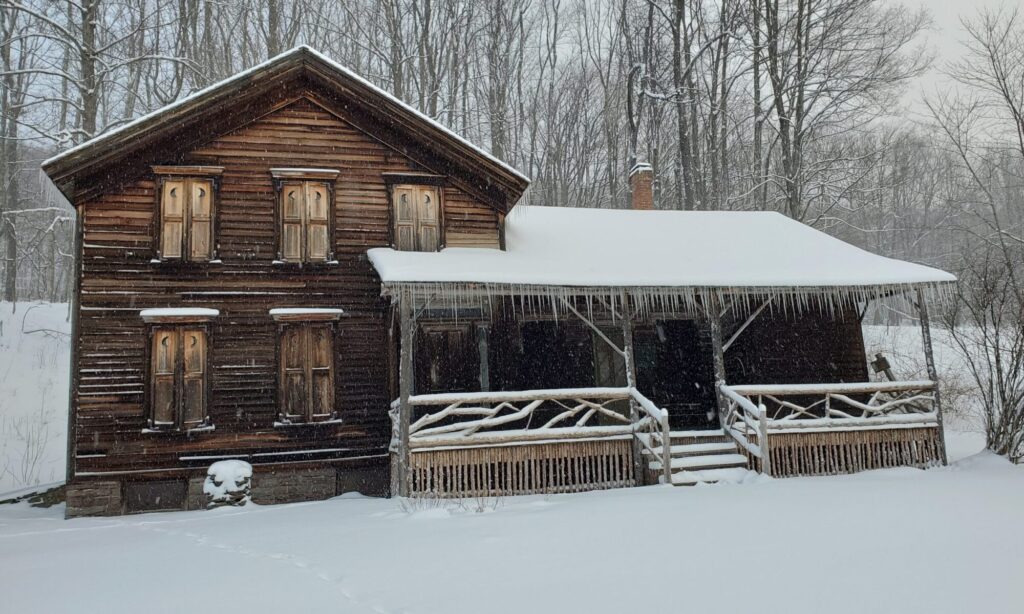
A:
[415,323,480,394]
[634,320,717,429]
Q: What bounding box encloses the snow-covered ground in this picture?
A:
[0,302,70,492]
[0,444,1018,614]
[2,305,1013,613]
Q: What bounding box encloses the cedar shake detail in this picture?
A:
[629,162,654,210]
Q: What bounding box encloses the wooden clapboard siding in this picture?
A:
[444,189,501,248]
[725,306,869,386]
[71,94,503,477]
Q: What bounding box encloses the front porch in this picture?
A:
[385,288,948,497]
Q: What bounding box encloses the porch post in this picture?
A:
[393,288,416,496]
[619,291,645,484]
[477,324,490,392]
[916,288,949,465]
[708,296,728,430]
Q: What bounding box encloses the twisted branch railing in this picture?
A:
[726,381,938,428]
[392,386,673,484]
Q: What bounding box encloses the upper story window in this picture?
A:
[392,184,440,252]
[152,166,223,262]
[271,169,339,264]
[140,308,219,431]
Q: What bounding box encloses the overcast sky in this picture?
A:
[898,0,1010,111]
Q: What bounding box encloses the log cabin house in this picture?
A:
[42,47,956,517]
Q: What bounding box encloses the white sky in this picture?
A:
[897,0,1011,111]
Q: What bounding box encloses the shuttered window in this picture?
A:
[159,177,215,261]
[278,323,336,423]
[150,327,208,430]
[392,185,440,251]
[278,181,333,263]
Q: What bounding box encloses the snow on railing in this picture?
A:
[727,381,938,426]
[720,380,939,468]
[394,386,673,484]
[720,384,770,474]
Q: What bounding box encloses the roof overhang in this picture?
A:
[368,206,956,313]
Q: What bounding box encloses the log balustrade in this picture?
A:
[390,387,672,496]
[720,380,942,477]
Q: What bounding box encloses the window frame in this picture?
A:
[271,309,342,425]
[144,322,212,432]
[384,174,446,252]
[270,169,340,264]
[152,166,223,263]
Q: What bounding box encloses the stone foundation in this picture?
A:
[63,457,390,517]
[251,467,336,505]
[65,480,122,517]
[186,476,207,510]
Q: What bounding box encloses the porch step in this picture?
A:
[668,428,729,442]
[643,441,738,458]
[648,452,749,472]
[659,467,754,486]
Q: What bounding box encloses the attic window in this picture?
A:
[153,166,223,262]
[271,169,340,264]
[391,184,440,252]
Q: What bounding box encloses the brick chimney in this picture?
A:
[629,162,654,210]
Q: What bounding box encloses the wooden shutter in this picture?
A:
[305,182,330,262]
[416,187,440,251]
[280,326,307,420]
[189,179,214,261]
[181,329,207,426]
[151,330,178,425]
[308,325,335,420]
[393,187,417,251]
[281,183,305,261]
[160,180,185,259]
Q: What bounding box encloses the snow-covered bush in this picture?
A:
[204,460,253,508]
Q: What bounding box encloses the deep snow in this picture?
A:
[0,302,69,491]
[0,447,1017,614]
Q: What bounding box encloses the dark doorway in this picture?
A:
[513,321,595,390]
[634,320,717,429]
[415,323,481,394]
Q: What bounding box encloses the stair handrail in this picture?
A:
[720,383,771,475]
[628,387,672,485]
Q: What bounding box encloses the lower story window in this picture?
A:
[278,322,336,423]
[150,327,209,430]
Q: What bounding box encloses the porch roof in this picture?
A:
[368,205,954,304]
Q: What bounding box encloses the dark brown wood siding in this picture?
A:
[72,95,501,476]
[725,306,869,386]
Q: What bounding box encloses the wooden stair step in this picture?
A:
[660,467,752,486]
[669,428,725,438]
[648,452,748,471]
[643,441,738,457]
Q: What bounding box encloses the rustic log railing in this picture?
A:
[725,381,938,427]
[720,380,941,477]
[391,386,673,494]
[719,384,771,474]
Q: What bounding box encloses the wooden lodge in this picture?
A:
[42,47,956,517]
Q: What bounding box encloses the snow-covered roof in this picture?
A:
[368,206,954,305]
[42,46,529,207]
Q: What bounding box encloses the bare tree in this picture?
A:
[927,5,1024,461]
